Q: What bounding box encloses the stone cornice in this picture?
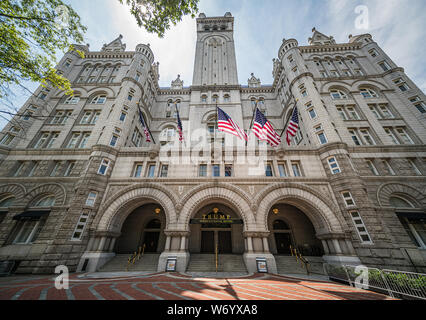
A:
[299,42,362,53]
[85,52,134,59]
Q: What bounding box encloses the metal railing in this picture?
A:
[126,244,145,271]
[290,245,310,275]
[324,263,426,300]
[215,243,218,273]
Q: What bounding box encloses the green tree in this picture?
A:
[0,0,86,104]
[119,0,199,38]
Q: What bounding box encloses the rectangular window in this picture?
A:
[398,216,426,248]
[350,211,373,244]
[383,160,396,176]
[396,127,414,144]
[408,159,422,176]
[86,192,97,207]
[71,212,89,241]
[34,133,49,149]
[307,103,317,119]
[212,165,220,177]
[265,163,273,177]
[349,129,362,146]
[199,164,207,177]
[384,128,400,145]
[278,163,287,177]
[336,107,347,120]
[225,165,233,177]
[50,161,61,177]
[64,161,75,177]
[379,105,394,119]
[78,133,90,149]
[160,165,168,177]
[0,133,15,146]
[120,112,127,122]
[360,129,376,145]
[14,162,24,177]
[291,162,301,177]
[369,105,381,119]
[12,220,43,244]
[366,160,379,176]
[328,157,341,174]
[346,107,360,120]
[379,61,391,72]
[46,133,59,149]
[98,159,110,175]
[342,191,356,207]
[67,133,81,149]
[28,161,38,177]
[368,48,379,58]
[110,134,119,147]
[147,164,156,177]
[133,164,143,177]
[317,131,328,145]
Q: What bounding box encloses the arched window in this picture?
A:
[0,196,15,207]
[224,94,230,102]
[160,127,176,145]
[360,88,378,98]
[201,95,208,103]
[64,95,80,105]
[330,89,348,100]
[212,95,218,103]
[390,196,415,208]
[146,219,161,229]
[35,195,56,207]
[273,219,290,230]
[90,94,107,104]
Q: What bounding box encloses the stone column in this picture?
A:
[97,236,107,252]
[247,236,253,253]
[262,237,270,253]
[108,238,117,252]
[165,236,171,251]
[180,235,187,251]
[345,239,356,255]
[332,239,343,255]
[321,240,330,255]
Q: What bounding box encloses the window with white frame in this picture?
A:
[98,159,110,175]
[13,162,24,177]
[378,61,391,72]
[291,162,302,177]
[12,219,45,244]
[384,128,400,145]
[90,95,107,104]
[379,104,394,119]
[368,48,379,58]
[327,157,341,174]
[159,164,169,177]
[348,129,362,146]
[350,211,373,244]
[306,102,317,119]
[199,164,207,177]
[409,96,426,114]
[133,163,143,177]
[383,159,396,176]
[109,128,121,147]
[360,129,376,145]
[0,133,15,146]
[85,192,97,207]
[50,161,61,177]
[64,95,80,105]
[299,84,307,97]
[28,161,38,177]
[336,107,347,120]
[360,88,378,98]
[369,105,381,119]
[146,164,156,177]
[265,163,274,177]
[330,90,347,100]
[396,127,414,144]
[315,125,328,145]
[71,212,89,241]
[64,161,75,177]
[342,191,356,207]
[354,69,364,76]
[393,78,410,92]
[408,159,422,176]
[34,133,49,149]
[346,106,360,120]
[277,162,287,177]
[366,160,379,175]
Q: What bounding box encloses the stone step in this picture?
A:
[275,255,309,275]
[187,254,247,273]
[100,254,160,272]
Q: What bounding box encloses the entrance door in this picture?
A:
[275,233,292,254]
[201,231,215,253]
[143,232,160,253]
[218,231,232,253]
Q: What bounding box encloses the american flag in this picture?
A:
[252,108,281,147]
[286,106,300,146]
[217,107,248,141]
[176,106,184,142]
[138,107,151,143]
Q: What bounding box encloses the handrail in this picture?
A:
[126,244,146,271]
[290,245,310,275]
[215,243,218,273]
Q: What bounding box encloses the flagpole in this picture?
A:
[280,97,298,138]
[246,100,258,146]
[139,104,156,144]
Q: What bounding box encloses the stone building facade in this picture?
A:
[0,13,425,274]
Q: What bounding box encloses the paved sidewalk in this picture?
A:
[0,272,395,300]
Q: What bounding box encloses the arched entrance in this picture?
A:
[115,203,166,254]
[268,204,323,256]
[189,204,244,254]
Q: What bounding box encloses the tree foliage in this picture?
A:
[119,0,199,38]
[0,0,86,101]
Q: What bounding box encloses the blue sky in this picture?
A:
[1,0,426,129]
